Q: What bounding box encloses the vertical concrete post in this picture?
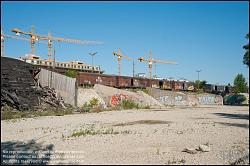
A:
[74,77,78,107]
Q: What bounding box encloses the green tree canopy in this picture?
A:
[194,80,207,91]
[243,33,249,67]
[233,74,248,93]
[65,69,77,78]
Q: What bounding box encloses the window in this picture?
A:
[74,65,76,68]
[64,64,66,67]
[45,62,47,65]
[60,64,63,67]
[49,62,52,65]
[31,60,34,63]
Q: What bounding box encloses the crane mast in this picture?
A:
[138,49,177,79]
[113,48,132,76]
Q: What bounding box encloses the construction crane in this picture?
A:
[138,50,177,79]
[11,26,103,60]
[113,48,132,76]
[1,29,31,57]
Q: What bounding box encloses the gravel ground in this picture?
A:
[1,105,249,165]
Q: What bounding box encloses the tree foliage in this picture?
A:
[233,74,248,93]
[243,33,249,67]
[194,80,207,91]
[65,69,77,78]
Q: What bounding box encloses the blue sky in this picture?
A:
[1,1,249,85]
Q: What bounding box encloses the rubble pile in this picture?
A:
[1,57,66,111]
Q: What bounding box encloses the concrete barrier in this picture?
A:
[77,88,107,108]
[93,84,165,108]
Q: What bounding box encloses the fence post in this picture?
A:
[74,79,78,107]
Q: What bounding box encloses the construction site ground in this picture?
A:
[1,105,249,165]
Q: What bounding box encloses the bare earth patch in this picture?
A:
[1,106,249,165]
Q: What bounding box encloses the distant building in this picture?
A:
[19,54,103,74]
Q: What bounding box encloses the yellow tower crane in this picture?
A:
[113,48,132,76]
[1,29,32,57]
[11,26,103,60]
[138,50,177,79]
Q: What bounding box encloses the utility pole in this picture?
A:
[196,69,202,90]
[133,60,135,77]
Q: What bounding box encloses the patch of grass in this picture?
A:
[114,120,172,127]
[1,107,74,120]
[119,100,139,109]
[142,88,149,94]
[70,126,131,138]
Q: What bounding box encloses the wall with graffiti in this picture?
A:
[147,87,223,106]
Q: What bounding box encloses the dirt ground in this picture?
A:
[1,105,249,165]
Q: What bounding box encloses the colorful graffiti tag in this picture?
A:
[110,94,131,105]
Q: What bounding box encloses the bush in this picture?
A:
[65,69,77,78]
[120,100,139,109]
[81,98,99,113]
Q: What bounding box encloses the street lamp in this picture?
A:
[88,52,98,73]
[196,69,202,90]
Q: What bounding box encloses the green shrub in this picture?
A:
[120,100,139,109]
[89,98,99,107]
[142,88,149,94]
[81,103,92,113]
[80,98,99,113]
[65,69,77,78]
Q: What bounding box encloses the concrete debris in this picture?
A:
[1,57,66,111]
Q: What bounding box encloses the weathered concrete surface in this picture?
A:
[224,93,249,105]
[93,84,165,108]
[77,88,107,108]
[147,88,223,106]
[1,106,249,165]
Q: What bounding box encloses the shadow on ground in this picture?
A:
[213,113,249,120]
[215,122,249,129]
[1,139,54,165]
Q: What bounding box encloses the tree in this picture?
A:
[243,33,249,67]
[65,69,77,78]
[194,80,207,91]
[233,74,248,93]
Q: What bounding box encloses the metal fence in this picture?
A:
[36,68,77,106]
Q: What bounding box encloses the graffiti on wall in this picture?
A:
[157,95,187,105]
[198,96,215,104]
[110,93,131,105]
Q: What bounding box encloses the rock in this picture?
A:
[197,144,211,152]
[182,148,198,154]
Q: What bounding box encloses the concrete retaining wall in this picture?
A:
[77,88,107,108]
[37,68,76,106]
[93,84,165,108]
[147,87,223,106]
